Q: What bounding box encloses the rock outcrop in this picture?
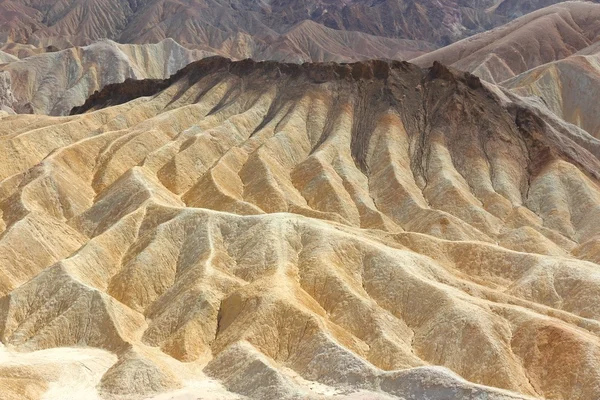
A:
[0,71,16,114]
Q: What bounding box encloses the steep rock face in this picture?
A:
[2,58,600,399]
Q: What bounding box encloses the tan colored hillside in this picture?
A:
[0,29,431,119]
[412,2,600,82]
[503,42,600,138]
[0,57,600,399]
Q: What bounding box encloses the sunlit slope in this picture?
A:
[0,39,206,115]
[1,58,600,399]
[412,2,600,83]
[504,42,600,138]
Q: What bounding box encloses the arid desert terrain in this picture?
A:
[1,1,600,399]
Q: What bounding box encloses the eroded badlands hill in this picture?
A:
[410,2,600,143]
[412,1,600,82]
[503,41,600,139]
[0,38,207,116]
[2,57,600,399]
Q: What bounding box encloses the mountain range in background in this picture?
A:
[1,0,598,53]
[1,1,600,400]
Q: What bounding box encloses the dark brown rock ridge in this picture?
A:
[70,77,173,116]
[70,57,417,114]
[71,56,599,185]
[71,57,473,113]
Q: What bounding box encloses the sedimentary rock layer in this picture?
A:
[1,57,600,399]
[503,41,600,138]
[1,0,597,54]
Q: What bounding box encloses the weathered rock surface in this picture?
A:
[0,39,208,116]
[503,41,600,138]
[1,0,597,56]
[0,71,16,114]
[0,57,600,399]
[410,2,600,142]
[0,50,17,63]
[412,2,600,82]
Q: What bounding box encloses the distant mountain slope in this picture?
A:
[250,20,435,63]
[0,50,17,63]
[411,2,600,82]
[503,42,600,138]
[0,38,207,115]
[408,2,600,139]
[0,0,598,56]
[0,0,45,43]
